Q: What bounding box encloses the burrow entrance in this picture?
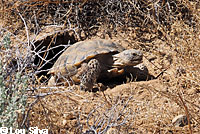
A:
[32,31,77,78]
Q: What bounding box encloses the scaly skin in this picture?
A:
[80,59,101,91]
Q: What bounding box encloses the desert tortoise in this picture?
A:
[48,39,143,90]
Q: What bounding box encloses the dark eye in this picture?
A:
[132,53,137,56]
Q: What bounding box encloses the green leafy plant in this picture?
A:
[0,34,28,129]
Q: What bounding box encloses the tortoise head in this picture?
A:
[113,49,143,67]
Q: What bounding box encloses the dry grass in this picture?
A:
[0,0,200,133]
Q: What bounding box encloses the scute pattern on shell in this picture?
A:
[49,39,125,74]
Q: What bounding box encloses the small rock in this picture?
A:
[62,119,67,125]
[172,115,189,127]
[106,128,118,134]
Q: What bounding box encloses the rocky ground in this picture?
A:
[0,0,200,134]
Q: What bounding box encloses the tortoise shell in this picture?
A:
[48,39,125,76]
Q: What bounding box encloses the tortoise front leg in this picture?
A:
[80,59,101,91]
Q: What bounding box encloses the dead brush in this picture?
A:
[84,96,134,134]
[0,0,200,133]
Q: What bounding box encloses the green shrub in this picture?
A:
[0,34,28,129]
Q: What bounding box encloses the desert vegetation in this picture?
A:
[0,0,200,133]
